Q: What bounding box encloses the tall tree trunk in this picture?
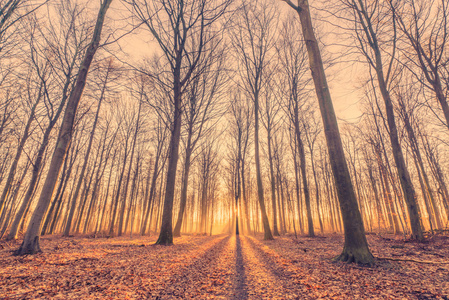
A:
[156,79,182,245]
[0,91,40,216]
[109,148,130,235]
[6,74,78,240]
[375,64,423,240]
[63,89,105,236]
[141,154,162,235]
[367,157,385,231]
[235,138,242,235]
[83,128,114,234]
[267,130,280,236]
[96,149,117,234]
[125,155,140,235]
[254,90,273,240]
[283,0,373,263]
[241,163,251,235]
[293,142,304,234]
[421,135,449,220]
[41,147,71,235]
[400,105,443,229]
[0,161,30,238]
[173,136,193,237]
[118,100,142,236]
[323,161,335,232]
[351,0,423,241]
[15,0,112,255]
[374,138,400,233]
[296,129,314,237]
[74,158,97,233]
[200,165,210,234]
[311,152,323,234]
[7,125,55,240]
[77,162,98,233]
[278,173,287,234]
[49,134,83,235]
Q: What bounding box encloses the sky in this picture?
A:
[108,0,366,124]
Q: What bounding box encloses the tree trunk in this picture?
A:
[296,129,314,237]
[118,100,142,236]
[141,153,162,235]
[125,155,140,235]
[422,135,449,220]
[83,128,113,234]
[7,125,54,240]
[0,161,30,238]
[292,142,304,234]
[254,90,274,240]
[15,0,112,255]
[241,163,251,235]
[375,66,423,240]
[200,169,209,234]
[156,80,182,245]
[173,136,193,237]
[310,152,323,234]
[283,0,373,264]
[267,129,280,236]
[41,147,71,235]
[0,92,40,217]
[350,0,423,241]
[109,148,129,235]
[95,150,117,234]
[400,105,443,229]
[374,139,400,233]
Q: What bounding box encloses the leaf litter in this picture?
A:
[0,232,448,299]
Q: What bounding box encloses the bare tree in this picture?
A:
[277,15,315,237]
[227,87,253,235]
[0,66,42,219]
[173,43,227,237]
[281,0,373,263]
[15,0,112,255]
[231,0,278,240]
[128,0,231,245]
[395,80,444,229]
[0,0,47,67]
[260,80,283,236]
[63,58,118,236]
[343,0,424,240]
[394,0,449,130]
[140,118,168,235]
[7,2,95,240]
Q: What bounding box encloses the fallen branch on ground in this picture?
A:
[377,256,449,264]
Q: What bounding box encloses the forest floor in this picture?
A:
[0,232,448,299]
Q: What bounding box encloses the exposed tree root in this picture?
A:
[14,236,41,256]
[377,256,449,264]
[333,248,375,266]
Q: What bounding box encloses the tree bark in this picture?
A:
[15,0,112,255]
[375,63,423,240]
[156,79,182,245]
[118,100,142,236]
[400,102,442,229]
[267,130,280,236]
[350,0,424,240]
[173,131,193,237]
[254,90,274,240]
[63,85,105,236]
[0,91,40,217]
[283,0,373,264]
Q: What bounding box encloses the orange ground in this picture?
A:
[1,233,448,299]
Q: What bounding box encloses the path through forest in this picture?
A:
[155,235,300,299]
[1,233,448,299]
